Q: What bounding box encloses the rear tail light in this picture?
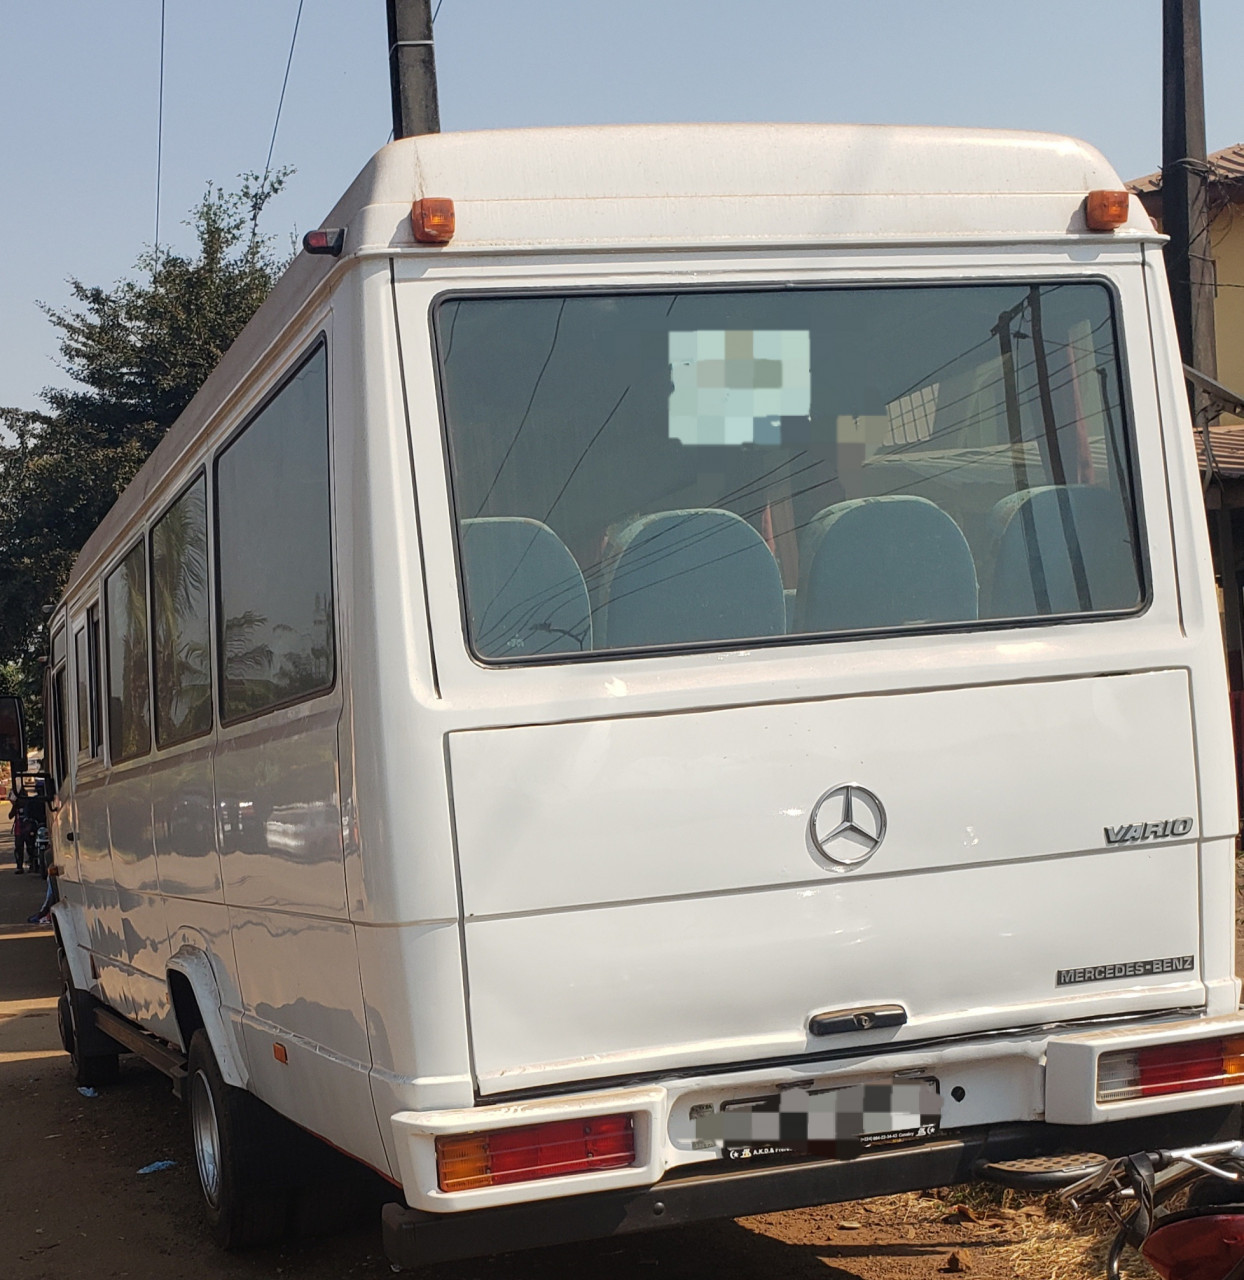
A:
[1097,1037,1244,1102]
[436,1113,636,1192]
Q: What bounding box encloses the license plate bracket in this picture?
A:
[702,1078,942,1161]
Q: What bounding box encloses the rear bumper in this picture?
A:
[382,1104,1244,1269]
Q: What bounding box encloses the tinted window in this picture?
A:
[50,665,68,789]
[78,606,104,757]
[105,542,152,762]
[215,343,334,722]
[88,607,102,756]
[437,284,1142,661]
[152,476,212,746]
[75,628,89,754]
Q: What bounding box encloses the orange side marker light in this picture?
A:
[273,1043,288,1064]
[412,198,456,244]
[1085,190,1131,232]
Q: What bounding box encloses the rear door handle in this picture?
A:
[808,1004,907,1036]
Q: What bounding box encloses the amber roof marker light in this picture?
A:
[412,197,456,244]
[1085,190,1131,232]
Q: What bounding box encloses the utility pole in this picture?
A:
[1162,0,1216,380]
[387,0,440,139]
[1163,0,1242,698]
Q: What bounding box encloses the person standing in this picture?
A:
[8,787,28,874]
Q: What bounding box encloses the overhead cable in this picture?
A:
[257,0,305,231]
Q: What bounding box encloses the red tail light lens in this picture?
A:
[1098,1037,1244,1102]
[436,1113,636,1192]
[1139,1042,1232,1097]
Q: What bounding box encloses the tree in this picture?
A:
[0,172,291,741]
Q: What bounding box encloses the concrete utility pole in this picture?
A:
[387,0,440,139]
[1162,0,1216,380]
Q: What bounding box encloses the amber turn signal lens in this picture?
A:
[412,197,456,244]
[1085,190,1130,232]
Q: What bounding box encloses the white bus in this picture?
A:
[38,123,1244,1267]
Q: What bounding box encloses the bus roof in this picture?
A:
[63,122,1151,599]
[328,121,1151,254]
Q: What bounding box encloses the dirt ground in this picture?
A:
[5,843,1237,1279]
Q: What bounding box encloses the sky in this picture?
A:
[1,0,1242,414]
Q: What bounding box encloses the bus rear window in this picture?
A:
[435,283,1143,662]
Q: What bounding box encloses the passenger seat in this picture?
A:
[985,484,1138,618]
[599,508,786,648]
[794,495,979,633]
[459,517,592,657]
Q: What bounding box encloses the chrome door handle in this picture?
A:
[808,1004,907,1036]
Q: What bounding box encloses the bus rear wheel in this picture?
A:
[187,1030,291,1249]
[59,948,120,1087]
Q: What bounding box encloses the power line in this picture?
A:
[256,0,305,228]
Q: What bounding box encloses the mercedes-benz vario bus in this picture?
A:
[37,123,1244,1268]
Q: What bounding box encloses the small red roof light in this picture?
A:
[1085,190,1131,232]
[412,197,455,244]
[303,228,345,256]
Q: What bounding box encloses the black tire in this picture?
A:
[56,993,73,1054]
[186,1030,291,1249]
[59,949,120,1087]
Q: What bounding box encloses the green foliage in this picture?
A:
[0,171,292,736]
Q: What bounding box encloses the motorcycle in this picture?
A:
[33,824,49,878]
[1060,1139,1244,1279]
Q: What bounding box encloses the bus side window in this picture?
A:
[104,541,152,762]
[50,664,68,790]
[74,627,90,757]
[214,342,335,724]
[151,474,212,747]
[86,604,103,758]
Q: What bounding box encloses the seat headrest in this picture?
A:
[600,508,785,649]
[459,517,591,658]
[795,496,978,633]
[986,485,1139,618]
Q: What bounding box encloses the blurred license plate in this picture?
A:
[697,1080,941,1161]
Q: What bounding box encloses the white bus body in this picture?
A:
[42,124,1244,1265]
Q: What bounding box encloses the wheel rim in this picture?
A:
[190,1068,223,1208]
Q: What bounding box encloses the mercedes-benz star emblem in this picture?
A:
[807,783,887,871]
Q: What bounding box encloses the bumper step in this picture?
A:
[976,1152,1106,1190]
